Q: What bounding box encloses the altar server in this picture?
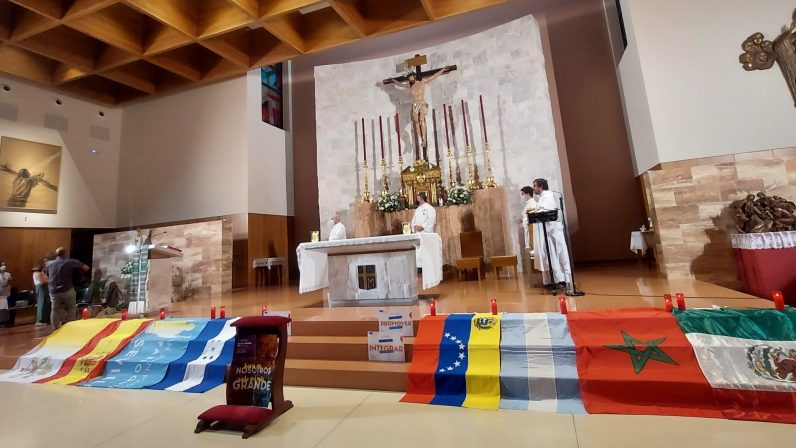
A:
[411,192,436,233]
[521,186,537,260]
[531,178,571,286]
[328,213,347,241]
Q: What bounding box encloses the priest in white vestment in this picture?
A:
[530,178,571,286]
[411,192,436,267]
[521,186,537,261]
[328,213,347,241]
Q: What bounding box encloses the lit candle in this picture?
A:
[159,307,166,320]
[676,293,685,311]
[773,291,785,311]
[395,113,401,153]
[220,306,226,319]
[443,104,450,147]
[559,296,568,314]
[490,298,497,315]
[361,118,366,163]
[461,99,469,146]
[121,309,128,320]
[261,305,267,316]
[82,308,88,320]
[379,115,384,159]
[479,95,488,143]
[664,294,673,312]
[430,300,436,316]
[210,306,216,319]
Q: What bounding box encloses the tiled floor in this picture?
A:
[1,380,794,448]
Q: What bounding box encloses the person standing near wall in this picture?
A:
[48,248,89,329]
[33,261,50,326]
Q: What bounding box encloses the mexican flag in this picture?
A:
[567,308,796,423]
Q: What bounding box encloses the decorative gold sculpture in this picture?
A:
[740,9,796,106]
[731,192,796,233]
[401,160,443,206]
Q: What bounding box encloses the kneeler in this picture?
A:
[195,316,293,439]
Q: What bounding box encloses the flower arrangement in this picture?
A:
[447,185,472,205]
[377,192,403,213]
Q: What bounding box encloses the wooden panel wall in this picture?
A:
[0,227,72,290]
[247,213,291,287]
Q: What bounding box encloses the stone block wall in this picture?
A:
[641,148,796,289]
[92,219,232,302]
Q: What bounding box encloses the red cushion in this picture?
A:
[233,316,291,329]
[198,405,274,426]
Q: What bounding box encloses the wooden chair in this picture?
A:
[491,255,518,279]
[456,231,484,281]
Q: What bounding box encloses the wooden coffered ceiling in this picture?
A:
[0,0,506,105]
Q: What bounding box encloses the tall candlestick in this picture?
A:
[443,104,450,147]
[361,118,366,162]
[379,115,384,159]
[461,99,469,146]
[479,95,488,143]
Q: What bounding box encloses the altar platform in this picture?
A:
[0,262,773,392]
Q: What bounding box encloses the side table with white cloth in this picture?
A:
[731,231,796,306]
[296,234,443,306]
[630,230,656,268]
[253,257,285,287]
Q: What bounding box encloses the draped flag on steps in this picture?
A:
[0,319,118,383]
[149,317,239,393]
[499,313,585,413]
[674,307,796,424]
[40,319,151,385]
[401,313,502,409]
[82,318,210,389]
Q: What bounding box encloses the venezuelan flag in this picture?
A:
[401,313,502,410]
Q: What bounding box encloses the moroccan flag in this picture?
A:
[675,307,796,424]
[401,313,502,409]
[567,309,724,419]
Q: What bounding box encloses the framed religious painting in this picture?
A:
[261,64,283,129]
[0,136,61,213]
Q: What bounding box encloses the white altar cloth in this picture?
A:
[297,234,443,293]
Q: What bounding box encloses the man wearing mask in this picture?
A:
[530,178,571,287]
[48,247,89,329]
[0,261,11,325]
[329,213,347,241]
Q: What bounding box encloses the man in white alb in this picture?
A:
[328,213,347,241]
[530,178,571,286]
[411,192,436,233]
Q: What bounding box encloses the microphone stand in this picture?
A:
[558,194,585,296]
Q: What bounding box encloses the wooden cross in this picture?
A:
[382,54,457,84]
[357,265,377,290]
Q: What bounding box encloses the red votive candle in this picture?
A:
[664,294,673,312]
[773,291,785,311]
[210,306,216,319]
[82,308,88,320]
[559,296,568,314]
[430,300,436,316]
[676,293,685,311]
[121,309,128,320]
[490,298,497,315]
[261,305,267,316]
[219,306,226,319]
[159,308,166,320]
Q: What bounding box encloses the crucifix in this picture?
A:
[383,54,457,162]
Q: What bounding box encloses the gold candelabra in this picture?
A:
[380,158,389,196]
[465,145,480,191]
[361,160,372,203]
[483,141,498,188]
[446,147,455,188]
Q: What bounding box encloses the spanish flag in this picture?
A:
[402,313,502,410]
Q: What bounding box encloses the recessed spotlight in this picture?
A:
[1,84,10,92]
[90,148,100,155]
[54,98,63,106]
[98,110,105,117]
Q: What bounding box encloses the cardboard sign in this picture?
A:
[377,310,413,337]
[262,311,292,336]
[367,332,405,362]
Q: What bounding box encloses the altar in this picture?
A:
[297,234,442,306]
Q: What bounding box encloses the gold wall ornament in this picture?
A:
[482,141,498,188]
[401,160,443,206]
[740,9,796,106]
[361,159,372,203]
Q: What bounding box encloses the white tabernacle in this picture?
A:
[297,234,443,305]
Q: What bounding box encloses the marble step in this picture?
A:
[284,359,409,392]
[288,335,415,362]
